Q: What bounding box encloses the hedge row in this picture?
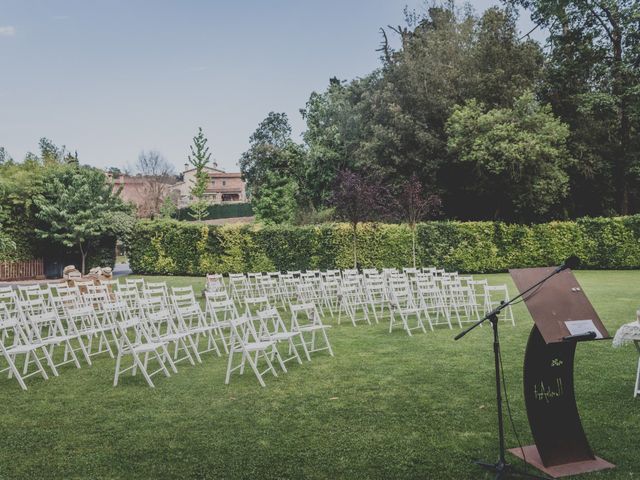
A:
[175,203,253,221]
[128,216,640,275]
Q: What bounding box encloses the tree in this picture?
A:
[106,167,123,178]
[301,5,543,215]
[159,194,178,219]
[240,112,306,222]
[135,150,175,218]
[446,92,572,221]
[508,0,640,214]
[252,172,298,225]
[331,170,388,267]
[0,202,16,256]
[0,147,12,165]
[187,127,212,221]
[34,165,131,274]
[392,174,442,267]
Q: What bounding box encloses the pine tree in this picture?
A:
[187,127,211,221]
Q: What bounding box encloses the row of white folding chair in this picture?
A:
[0,291,119,389]
[200,287,334,386]
[225,301,333,387]
[1,285,199,389]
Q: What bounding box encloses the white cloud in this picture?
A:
[0,26,16,37]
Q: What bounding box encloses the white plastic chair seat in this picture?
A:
[242,340,276,352]
[6,344,41,354]
[161,332,191,342]
[261,332,297,342]
[127,342,168,354]
[298,324,331,332]
[394,306,422,314]
[78,326,111,336]
[39,334,76,345]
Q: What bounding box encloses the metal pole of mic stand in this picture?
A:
[454,267,566,480]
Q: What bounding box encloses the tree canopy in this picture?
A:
[243,2,639,225]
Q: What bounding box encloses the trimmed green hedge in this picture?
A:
[175,203,253,221]
[129,216,640,275]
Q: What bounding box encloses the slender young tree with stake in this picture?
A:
[331,169,387,268]
[393,174,442,267]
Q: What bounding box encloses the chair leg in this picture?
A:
[113,353,122,386]
[225,350,235,385]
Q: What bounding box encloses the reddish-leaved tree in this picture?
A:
[393,174,442,267]
[331,169,389,267]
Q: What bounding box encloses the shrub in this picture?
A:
[128,215,640,275]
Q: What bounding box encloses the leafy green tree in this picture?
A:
[0,200,16,257]
[159,195,178,219]
[0,147,12,165]
[301,77,374,207]
[252,172,298,225]
[446,92,572,221]
[187,127,211,221]
[240,112,306,222]
[302,5,543,214]
[508,0,640,214]
[34,165,131,273]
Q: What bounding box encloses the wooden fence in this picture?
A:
[0,259,45,281]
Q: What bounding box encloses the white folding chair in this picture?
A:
[171,293,222,358]
[143,308,199,367]
[0,306,50,390]
[225,316,284,387]
[125,278,146,292]
[337,280,371,326]
[289,303,333,357]
[388,281,428,335]
[65,305,116,364]
[204,295,238,354]
[22,310,83,375]
[205,274,225,293]
[113,317,175,388]
[415,280,451,329]
[257,307,308,364]
[484,285,515,326]
[364,278,391,323]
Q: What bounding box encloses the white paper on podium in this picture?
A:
[565,319,603,339]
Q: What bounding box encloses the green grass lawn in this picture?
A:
[1,271,639,479]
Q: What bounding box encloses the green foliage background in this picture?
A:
[129,216,640,275]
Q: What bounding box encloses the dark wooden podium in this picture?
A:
[508,267,615,478]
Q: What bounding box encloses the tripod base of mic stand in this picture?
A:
[474,458,549,479]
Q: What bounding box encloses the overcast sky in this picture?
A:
[0,1,543,173]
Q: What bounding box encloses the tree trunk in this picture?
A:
[412,226,417,268]
[609,11,629,214]
[352,223,358,268]
[79,242,87,275]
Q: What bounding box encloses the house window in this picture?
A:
[211,180,215,186]
[222,180,226,186]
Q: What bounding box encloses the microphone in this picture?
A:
[556,255,580,273]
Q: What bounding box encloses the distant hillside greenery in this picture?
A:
[240,2,640,225]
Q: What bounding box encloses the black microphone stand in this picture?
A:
[454,266,567,479]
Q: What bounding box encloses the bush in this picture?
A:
[128,216,640,275]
